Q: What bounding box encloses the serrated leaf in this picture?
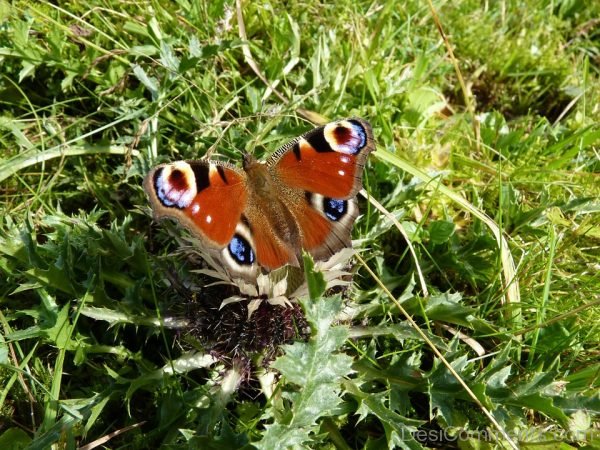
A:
[30,395,102,449]
[25,266,77,296]
[426,349,494,426]
[5,325,45,341]
[511,394,569,426]
[258,296,353,448]
[132,64,159,100]
[271,296,352,393]
[403,292,496,333]
[255,424,310,449]
[304,291,343,333]
[353,357,423,392]
[159,40,180,74]
[79,306,187,328]
[430,389,469,428]
[514,370,561,398]
[346,382,424,450]
[429,220,456,244]
[487,365,512,391]
[275,340,351,388]
[125,352,218,400]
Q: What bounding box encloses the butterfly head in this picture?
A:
[242,152,259,170]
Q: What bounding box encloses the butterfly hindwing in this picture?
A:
[289,192,359,261]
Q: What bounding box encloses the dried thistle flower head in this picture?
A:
[175,235,356,358]
[180,235,355,307]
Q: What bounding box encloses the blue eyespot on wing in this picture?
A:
[228,234,255,265]
[323,198,347,221]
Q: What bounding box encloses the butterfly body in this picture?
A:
[144,118,374,280]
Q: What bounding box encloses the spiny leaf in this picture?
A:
[346,381,425,450]
[402,292,496,333]
[257,296,353,448]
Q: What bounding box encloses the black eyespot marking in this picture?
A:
[306,126,333,153]
[168,169,187,190]
[191,164,211,191]
[333,125,350,142]
[323,197,347,221]
[305,191,313,203]
[216,165,228,184]
[292,142,302,160]
[228,234,255,265]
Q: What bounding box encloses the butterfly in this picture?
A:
[143,118,375,280]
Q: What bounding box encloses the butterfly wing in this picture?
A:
[268,118,374,260]
[144,160,247,246]
[240,201,299,271]
[144,160,263,279]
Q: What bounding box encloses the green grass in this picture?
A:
[1,0,599,448]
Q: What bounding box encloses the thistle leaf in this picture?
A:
[256,296,353,448]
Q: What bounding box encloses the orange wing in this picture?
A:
[143,160,247,248]
[269,118,374,199]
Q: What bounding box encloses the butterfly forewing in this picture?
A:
[268,118,374,199]
[144,160,247,247]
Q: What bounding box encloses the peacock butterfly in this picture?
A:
[143,118,375,280]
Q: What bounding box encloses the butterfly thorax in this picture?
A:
[243,156,302,257]
[243,157,274,197]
